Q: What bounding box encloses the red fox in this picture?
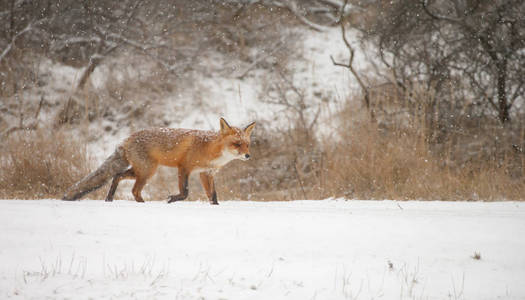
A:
[63,118,255,205]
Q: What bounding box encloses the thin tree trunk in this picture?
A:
[496,58,510,123]
[9,0,15,39]
[77,57,101,90]
[76,45,118,91]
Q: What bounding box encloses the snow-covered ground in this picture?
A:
[1,199,524,299]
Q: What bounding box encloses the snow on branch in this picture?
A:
[0,23,33,64]
[49,36,103,52]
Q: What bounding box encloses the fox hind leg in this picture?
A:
[105,168,135,202]
[130,164,157,203]
[131,178,147,203]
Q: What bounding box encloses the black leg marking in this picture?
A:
[210,190,218,205]
[168,170,189,203]
[105,168,135,202]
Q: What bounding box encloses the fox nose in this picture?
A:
[245,154,250,159]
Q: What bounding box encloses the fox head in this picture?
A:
[219,117,256,161]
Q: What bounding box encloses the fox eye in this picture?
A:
[233,142,241,147]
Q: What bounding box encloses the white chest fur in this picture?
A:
[192,149,238,174]
[210,149,238,168]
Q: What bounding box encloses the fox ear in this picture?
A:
[220,117,232,134]
[244,121,256,136]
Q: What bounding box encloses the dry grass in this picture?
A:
[322,117,525,200]
[2,111,524,201]
[2,92,524,201]
[0,128,104,199]
[212,129,525,202]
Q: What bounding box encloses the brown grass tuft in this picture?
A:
[471,252,481,260]
[0,128,101,199]
[322,116,525,200]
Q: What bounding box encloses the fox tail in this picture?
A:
[62,147,129,200]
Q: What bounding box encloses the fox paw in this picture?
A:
[167,195,182,203]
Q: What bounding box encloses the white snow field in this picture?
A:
[1,199,524,300]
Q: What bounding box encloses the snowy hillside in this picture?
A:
[1,199,524,299]
[36,27,364,162]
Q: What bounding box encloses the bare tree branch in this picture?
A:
[0,22,32,63]
[330,0,372,118]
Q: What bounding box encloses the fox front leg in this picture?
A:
[199,172,218,205]
[168,169,189,203]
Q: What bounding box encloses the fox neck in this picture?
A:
[212,148,238,168]
[205,134,238,169]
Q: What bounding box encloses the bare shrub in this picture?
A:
[321,95,525,201]
[0,128,101,199]
[354,0,525,124]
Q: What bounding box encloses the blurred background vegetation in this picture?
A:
[1,0,524,200]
